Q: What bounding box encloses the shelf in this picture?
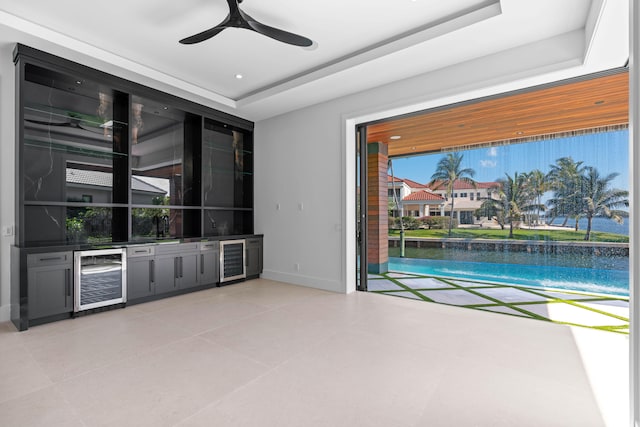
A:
[203,142,252,155]
[202,207,253,211]
[24,201,128,208]
[204,168,253,176]
[25,104,127,130]
[24,139,127,160]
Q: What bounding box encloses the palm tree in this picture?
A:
[546,157,585,228]
[580,166,629,241]
[524,169,547,226]
[428,152,476,236]
[480,172,532,238]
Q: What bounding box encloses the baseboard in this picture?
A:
[0,304,11,323]
[261,270,346,293]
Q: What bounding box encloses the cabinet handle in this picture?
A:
[180,257,184,278]
[65,268,71,297]
[149,260,155,291]
[201,254,204,274]
[174,258,178,282]
[41,256,64,262]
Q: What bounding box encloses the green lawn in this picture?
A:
[389,228,628,243]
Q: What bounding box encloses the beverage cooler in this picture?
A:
[74,248,127,312]
[219,239,246,283]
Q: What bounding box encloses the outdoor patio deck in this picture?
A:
[368,272,629,334]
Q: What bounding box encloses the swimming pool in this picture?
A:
[389,256,629,297]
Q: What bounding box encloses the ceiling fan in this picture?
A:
[179,0,313,47]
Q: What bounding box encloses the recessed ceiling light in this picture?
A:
[390,135,401,140]
[235,74,243,79]
[515,131,524,135]
[76,80,82,85]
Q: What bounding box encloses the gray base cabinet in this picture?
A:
[200,242,220,286]
[155,243,200,294]
[27,252,73,320]
[127,246,156,300]
[246,237,263,277]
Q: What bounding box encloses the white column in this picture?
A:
[424,205,430,216]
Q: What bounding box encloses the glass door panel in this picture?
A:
[22,64,127,205]
[202,119,253,209]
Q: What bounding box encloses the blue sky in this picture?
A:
[390,129,629,192]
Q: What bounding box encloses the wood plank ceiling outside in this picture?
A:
[367,71,629,158]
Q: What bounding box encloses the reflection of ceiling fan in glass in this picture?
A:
[24,108,112,137]
[25,117,105,135]
[179,0,313,47]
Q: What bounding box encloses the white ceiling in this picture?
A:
[0,0,629,122]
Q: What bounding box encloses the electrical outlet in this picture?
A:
[2,225,14,236]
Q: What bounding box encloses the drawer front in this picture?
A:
[156,242,200,255]
[200,242,218,251]
[27,251,73,267]
[127,246,155,257]
[246,238,262,246]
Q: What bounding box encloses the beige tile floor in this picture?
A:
[0,279,630,426]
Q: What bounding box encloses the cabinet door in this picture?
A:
[245,238,263,277]
[179,253,199,289]
[200,249,219,285]
[127,257,154,300]
[155,255,177,295]
[28,265,72,319]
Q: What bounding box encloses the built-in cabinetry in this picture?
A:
[11,45,262,331]
[26,251,73,319]
[14,44,254,247]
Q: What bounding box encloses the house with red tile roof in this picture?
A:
[426,180,500,224]
[389,176,500,224]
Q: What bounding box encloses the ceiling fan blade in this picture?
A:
[179,24,228,45]
[246,20,312,47]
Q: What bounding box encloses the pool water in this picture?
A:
[389,256,629,297]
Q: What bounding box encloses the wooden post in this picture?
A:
[367,142,388,274]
